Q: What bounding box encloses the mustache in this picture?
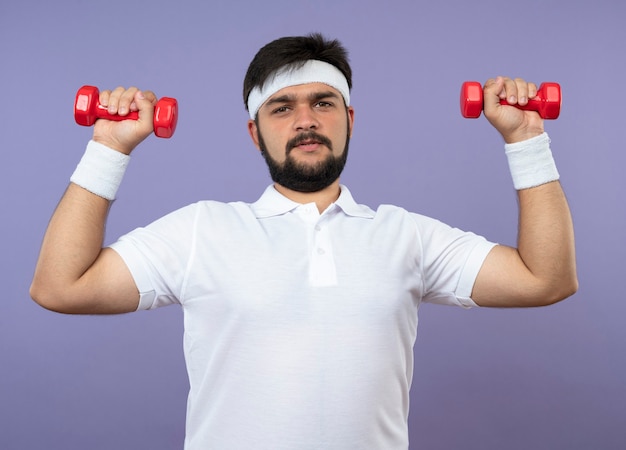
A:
[286,131,333,153]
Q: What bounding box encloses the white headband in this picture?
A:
[247,59,350,119]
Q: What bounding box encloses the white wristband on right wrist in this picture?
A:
[504,132,560,190]
[70,140,131,200]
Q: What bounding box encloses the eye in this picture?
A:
[315,101,333,108]
[272,105,291,114]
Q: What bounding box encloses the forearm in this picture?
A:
[31,184,110,308]
[507,132,577,302]
[516,180,577,303]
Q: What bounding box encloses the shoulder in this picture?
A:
[374,204,442,230]
[375,204,490,251]
[158,199,253,221]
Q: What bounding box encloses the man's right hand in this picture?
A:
[93,87,158,155]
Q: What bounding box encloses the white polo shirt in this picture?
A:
[110,184,496,450]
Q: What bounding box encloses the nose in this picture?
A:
[294,105,319,131]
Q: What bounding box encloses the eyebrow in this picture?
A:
[264,90,341,108]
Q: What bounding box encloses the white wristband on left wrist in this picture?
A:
[70,140,131,200]
[504,132,560,190]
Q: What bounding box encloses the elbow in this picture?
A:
[538,273,579,306]
[566,274,580,298]
[29,279,75,314]
[29,281,58,312]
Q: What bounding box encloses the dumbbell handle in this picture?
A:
[460,81,561,120]
[94,104,139,121]
[74,85,178,138]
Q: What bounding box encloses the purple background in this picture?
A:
[1,0,625,448]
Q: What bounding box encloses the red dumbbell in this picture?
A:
[74,85,178,138]
[460,81,561,120]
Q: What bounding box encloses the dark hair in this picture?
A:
[243,33,352,111]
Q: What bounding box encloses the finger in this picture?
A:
[501,77,518,104]
[129,90,157,113]
[117,87,139,116]
[140,90,158,109]
[99,89,112,109]
[483,77,504,109]
[134,90,157,123]
[514,78,530,106]
[106,86,126,115]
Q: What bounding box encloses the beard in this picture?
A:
[258,127,350,193]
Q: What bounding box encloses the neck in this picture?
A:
[274,180,341,213]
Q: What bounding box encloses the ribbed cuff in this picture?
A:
[70,140,130,200]
[504,132,559,190]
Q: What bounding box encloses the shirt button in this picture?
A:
[314,225,321,231]
[317,248,326,255]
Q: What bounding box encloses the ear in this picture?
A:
[347,106,355,138]
[247,119,261,150]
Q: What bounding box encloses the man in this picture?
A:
[31,34,577,449]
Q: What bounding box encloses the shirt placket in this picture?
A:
[295,204,338,287]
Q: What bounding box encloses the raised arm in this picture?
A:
[30,87,157,314]
[471,77,578,307]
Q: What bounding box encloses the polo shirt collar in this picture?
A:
[251,184,375,219]
[335,185,375,218]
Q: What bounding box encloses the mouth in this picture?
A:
[294,138,322,152]
[288,132,332,154]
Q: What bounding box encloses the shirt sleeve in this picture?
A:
[108,203,198,311]
[411,213,497,308]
